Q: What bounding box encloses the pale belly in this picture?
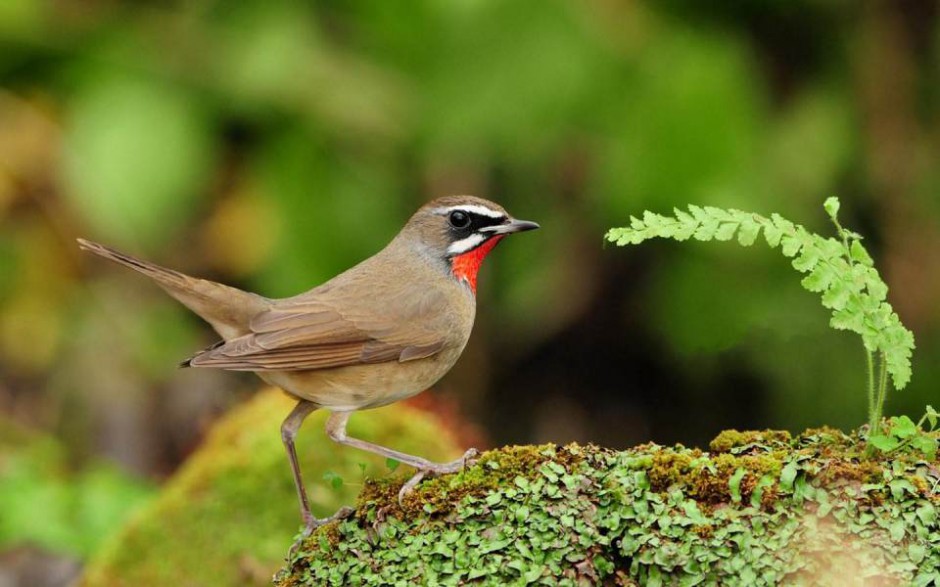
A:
[256,350,460,411]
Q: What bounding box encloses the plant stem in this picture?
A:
[872,351,889,432]
[866,348,876,434]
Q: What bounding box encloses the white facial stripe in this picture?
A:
[447,233,486,255]
[434,204,505,219]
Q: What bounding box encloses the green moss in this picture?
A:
[279,429,940,586]
[709,429,792,453]
[79,389,462,587]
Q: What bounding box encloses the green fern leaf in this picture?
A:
[823,197,841,218]
[736,217,760,246]
[850,241,873,267]
[822,280,852,311]
[763,223,783,248]
[791,247,821,273]
[715,222,738,242]
[801,264,835,292]
[605,198,916,399]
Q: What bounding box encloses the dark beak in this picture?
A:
[482,218,540,235]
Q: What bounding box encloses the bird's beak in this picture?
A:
[482,218,540,235]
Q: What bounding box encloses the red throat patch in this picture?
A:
[451,236,504,293]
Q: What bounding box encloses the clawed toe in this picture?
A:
[288,506,355,557]
[396,448,479,506]
[398,470,426,505]
[461,447,479,465]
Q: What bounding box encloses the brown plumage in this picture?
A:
[78,195,538,548]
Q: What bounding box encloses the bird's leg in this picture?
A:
[281,400,353,551]
[325,411,477,504]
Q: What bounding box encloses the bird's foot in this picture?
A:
[397,448,479,505]
[288,506,355,558]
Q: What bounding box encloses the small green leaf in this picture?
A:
[890,415,918,439]
[823,197,840,219]
[322,470,343,490]
[763,223,782,248]
[714,222,738,242]
[386,458,400,471]
[926,405,938,429]
[674,208,695,225]
[868,434,900,452]
[821,280,851,311]
[908,543,927,564]
[850,240,874,267]
[647,565,663,587]
[687,204,706,221]
[801,265,835,293]
[736,218,760,246]
[682,500,707,525]
[910,435,937,459]
[778,461,799,492]
[888,478,916,500]
[866,278,888,302]
[750,474,774,507]
[889,518,906,542]
[728,468,746,503]
[791,247,820,272]
[780,234,802,258]
[916,502,937,526]
[693,216,720,241]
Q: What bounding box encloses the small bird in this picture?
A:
[78,195,538,541]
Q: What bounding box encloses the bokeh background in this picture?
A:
[1,0,938,584]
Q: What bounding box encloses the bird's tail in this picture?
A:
[77,238,268,339]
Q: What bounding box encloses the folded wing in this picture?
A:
[183,300,445,371]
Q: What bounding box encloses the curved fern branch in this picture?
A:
[605,198,915,432]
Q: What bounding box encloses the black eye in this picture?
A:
[448,210,471,229]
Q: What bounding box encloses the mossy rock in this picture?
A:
[80,388,462,586]
[279,428,940,586]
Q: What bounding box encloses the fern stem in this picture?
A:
[878,351,888,419]
[832,218,851,256]
[872,351,890,433]
[866,348,876,434]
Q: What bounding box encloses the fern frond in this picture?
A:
[604,198,915,392]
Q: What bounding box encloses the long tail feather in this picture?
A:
[77,238,268,340]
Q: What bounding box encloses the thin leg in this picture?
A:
[281,400,318,526]
[325,411,477,503]
[281,401,353,551]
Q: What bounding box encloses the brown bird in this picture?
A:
[77,195,538,542]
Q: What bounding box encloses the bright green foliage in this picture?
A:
[279,430,940,585]
[0,414,153,558]
[605,198,915,433]
[869,407,940,460]
[79,389,461,587]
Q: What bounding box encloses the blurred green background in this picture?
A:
[1,0,938,584]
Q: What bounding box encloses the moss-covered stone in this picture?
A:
[279,429,940,586]
[79,388,462,586]
[709,429,792,453]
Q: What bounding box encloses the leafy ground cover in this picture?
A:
[279,428,940,586]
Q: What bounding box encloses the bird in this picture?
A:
[77,195,539,543]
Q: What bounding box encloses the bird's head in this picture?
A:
[401,195,539,292]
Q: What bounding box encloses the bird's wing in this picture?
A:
[183,298,447,371]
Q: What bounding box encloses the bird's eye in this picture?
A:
[448,210,471,229]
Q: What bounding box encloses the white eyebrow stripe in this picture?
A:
[447,233,486,255]
[434,204,506,219]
